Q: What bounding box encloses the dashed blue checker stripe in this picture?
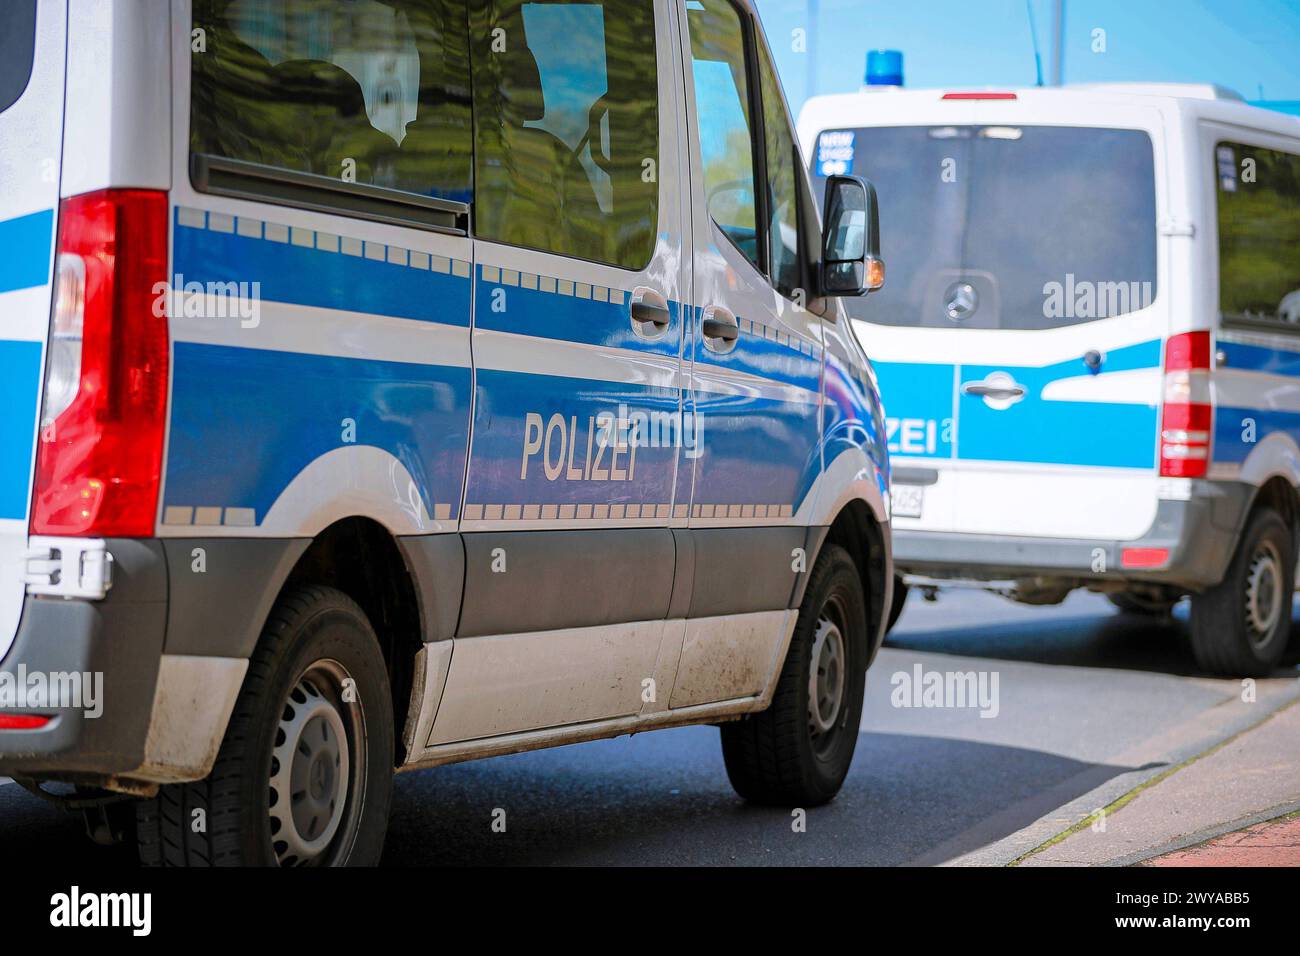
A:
[172,207,472,327]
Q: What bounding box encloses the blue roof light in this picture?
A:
[865,50,903,87]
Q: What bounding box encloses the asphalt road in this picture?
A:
[4,589,1298,866]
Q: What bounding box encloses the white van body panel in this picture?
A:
[0,1,66,662]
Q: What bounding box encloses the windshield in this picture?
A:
[812,124,1158,330]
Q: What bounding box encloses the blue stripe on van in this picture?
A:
[0,339,43,520]
[474,275,679,359]
[164,342,471,523]
[0,209,54,294]
[1214,405,1300,464]
[172,210,471,327]
[1217,340,1300,376]
[1214,340,1300,464]
[958,341,1161,468]
[874,339,1162,468]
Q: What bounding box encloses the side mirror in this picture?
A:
[820,175,884,297]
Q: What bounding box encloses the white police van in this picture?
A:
[800,82,1300,677]
[0,0,891,865]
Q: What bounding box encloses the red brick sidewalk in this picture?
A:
[1144,815,1300,867]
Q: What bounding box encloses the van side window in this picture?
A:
[1216,142,1300,329]
[756,39,801,298]
[190,0,473,204]
[470,0,659,270]
[686,0,760,270]
[0,1,37,115]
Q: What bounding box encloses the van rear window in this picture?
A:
[811,125,1158,330]
[190,0,472,204]
[0,1,38,115]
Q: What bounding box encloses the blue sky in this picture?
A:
[754,0,1300,113]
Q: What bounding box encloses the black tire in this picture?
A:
[1190,507,1295,677]
[1107,591,1178,616]
[719,543,868,806]
[137,586,395,866]
[885,575,908,635]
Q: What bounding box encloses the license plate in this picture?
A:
[891,484,924,519]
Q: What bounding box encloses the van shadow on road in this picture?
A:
[884,599,1300,678]
[382,725,1153,866]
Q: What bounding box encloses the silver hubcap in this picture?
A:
[268,664,354,866]
[1245,541,1284,646]
[808,616,846,736]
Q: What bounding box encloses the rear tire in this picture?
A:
[137,586,394,866]
[720,543,868,806]
[1190,507,1294,677]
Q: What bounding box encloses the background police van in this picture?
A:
[800,83,1300,677]
[0,0,891,865]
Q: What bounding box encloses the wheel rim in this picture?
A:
[1244,540,1284,648]
[268,659,363,866]
[808,597,848,752]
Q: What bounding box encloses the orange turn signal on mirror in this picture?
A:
[866,257,886,291]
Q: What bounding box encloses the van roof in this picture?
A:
[797,81,1300,156]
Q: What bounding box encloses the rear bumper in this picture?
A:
[0,540,167,780]
[892,480,1255,592]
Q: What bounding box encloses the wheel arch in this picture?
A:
[1247,474,1299,537]
[277,516,428,767]
[818,499,891,660]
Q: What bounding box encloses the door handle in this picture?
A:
[701,305,739,348]
[630,286,671,335]
[961,383,1025,400]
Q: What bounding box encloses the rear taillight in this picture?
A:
[0,715,52,730]
[1159,331,1212,478]
[30,190,169,537]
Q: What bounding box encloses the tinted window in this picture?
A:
[190,0,472,203]
[0,1,37,114]
[687,0,759,269]
[812,125,1158,330]
[471,0,659,269]
[1216,142,1300,329]
[757,39,800,297]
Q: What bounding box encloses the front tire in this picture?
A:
[137,586,395,866]
[1190,507,1294,677]
[884,574,908,635]
[719,543,869,806]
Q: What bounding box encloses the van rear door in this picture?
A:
[816,101,1170,545]
[0,1,65,660]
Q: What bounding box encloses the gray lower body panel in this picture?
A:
[0,539,167,778]
[893,481,1255,592]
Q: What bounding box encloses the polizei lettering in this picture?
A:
[522,410,640,482]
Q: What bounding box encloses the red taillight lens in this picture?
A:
[30,190,169,537]
[1159,331,1212,479]
[1121,547,1170,569]
[0,715,52,730]
[942,92,1018,100]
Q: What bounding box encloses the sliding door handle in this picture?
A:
[630,286,671,336]
[701,305,739,350]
